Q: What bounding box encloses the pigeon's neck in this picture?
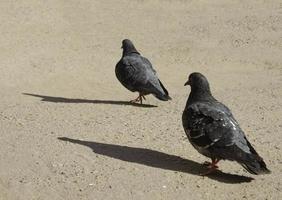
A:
[122,46,140,57]
[186,87,215,106]
[123,51,140,57]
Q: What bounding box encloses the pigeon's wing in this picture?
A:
[141,57,156,74]
[183,102,251,156]
[140,56,171,100]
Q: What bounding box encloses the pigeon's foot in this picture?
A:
[202,158,220,168]
[130,94,146,104]
[130,96,141,104]
[200,158,220,176]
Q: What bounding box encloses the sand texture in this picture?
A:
[0,0,282,199]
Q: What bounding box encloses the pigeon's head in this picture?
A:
[184,72,211,93]
[121,39,139,56]
[122,39,134,48]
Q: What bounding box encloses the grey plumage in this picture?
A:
[182,72,270,175]
[115,39,171,102]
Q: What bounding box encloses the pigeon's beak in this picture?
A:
[184,80,190,86]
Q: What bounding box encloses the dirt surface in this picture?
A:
[0,0,282,199]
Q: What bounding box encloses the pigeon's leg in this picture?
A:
[208,158,220,168]
[130,96,141,103]
[130,93,147,104]
[130,93,143,104]
[140,94,147,104]
[200,158,220,176]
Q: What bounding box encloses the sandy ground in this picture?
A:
[0,0,282,199]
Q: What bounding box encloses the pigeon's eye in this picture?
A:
[188,77,192,84]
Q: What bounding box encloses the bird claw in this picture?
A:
[130,94,146,104]
[208,165,219,169]
[201,159,220,173]
[130,98,140,103]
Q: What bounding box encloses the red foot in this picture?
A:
[200,158,220,176]
[130,94,146,104]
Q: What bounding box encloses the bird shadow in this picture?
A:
[22,93,157,108]
[58,137,254,184]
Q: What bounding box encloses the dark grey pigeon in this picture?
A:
[115,39,171,104]
[182,72,270,175]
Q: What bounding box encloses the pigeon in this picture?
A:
[182,72,270,175]
[115,39,171,104]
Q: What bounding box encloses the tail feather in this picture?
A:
[157,79,172,101]
[240,154,271,175]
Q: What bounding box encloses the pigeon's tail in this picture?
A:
[154,79,172,101]
[240,154,271,175]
